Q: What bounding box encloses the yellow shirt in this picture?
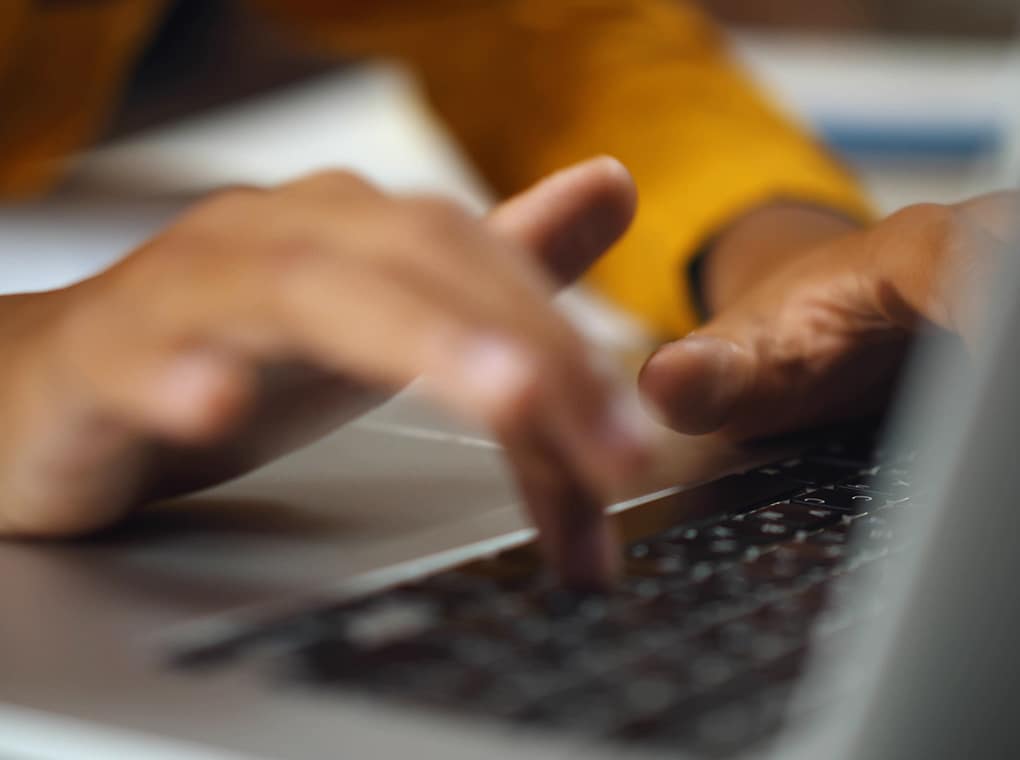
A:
[0,0,870,336]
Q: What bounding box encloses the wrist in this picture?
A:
[698,201,862,316]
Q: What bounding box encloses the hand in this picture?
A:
[639,192,1017,440]
[0,157,647,587]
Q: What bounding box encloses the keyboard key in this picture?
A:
[804,432,882,465]
[795,488,877,512]
[740,521,796,543]
[763,458,860,487]
[747,502,843,532]
[841,465,915,497]
[719,511,801,545]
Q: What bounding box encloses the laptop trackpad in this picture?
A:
[0,394,754,635]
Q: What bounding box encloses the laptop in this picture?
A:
[1,220,1016,760]
[1,39,1018,760]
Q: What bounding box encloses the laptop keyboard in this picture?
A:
[170,432,917,757]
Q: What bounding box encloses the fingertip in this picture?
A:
[558,524,621,591]
[545,502,621,592]
[639,335,747,435]
[584,154,637,210]
[571,154,638,239]
[489,156,637,284]
[590,153,631,180]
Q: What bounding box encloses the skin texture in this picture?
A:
[639,191,1018,441]
[0,157,648,588]
[1,152,1014,589]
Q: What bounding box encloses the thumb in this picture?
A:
[486,156,637,285]
[638,253,912,440]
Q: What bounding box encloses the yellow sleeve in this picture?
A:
[0,0,167,197]
[0,0,870,336]
[252,0,872,337]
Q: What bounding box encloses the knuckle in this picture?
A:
[296,168,373,195]
[890,201,953,226]
[888,202,960,251]
[871,202,967,295]
[196,186,263,217]
[257,236,337,306]
[402,196,473,243]
[124,223,232,298]
[266,230,332,270]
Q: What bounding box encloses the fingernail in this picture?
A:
[546,154,630,188]
[586,154,630,180]
[665,334,743,367]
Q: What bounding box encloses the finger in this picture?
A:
[77,227,634,495]
[638,255,911,440]
[243,212,648,573]
[283,190,652,492]
[68,186,651,576]
[69,252,506,441]
[872,201,1013,344]
[502,425,620,590]
[268,191,653,543]
[487,156,637,284]
[274,168,383,204]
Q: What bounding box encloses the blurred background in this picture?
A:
[707,0,1019,210]
[707,0,1018,38]
[90,0,1020,205]
[4,0,1018,303]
